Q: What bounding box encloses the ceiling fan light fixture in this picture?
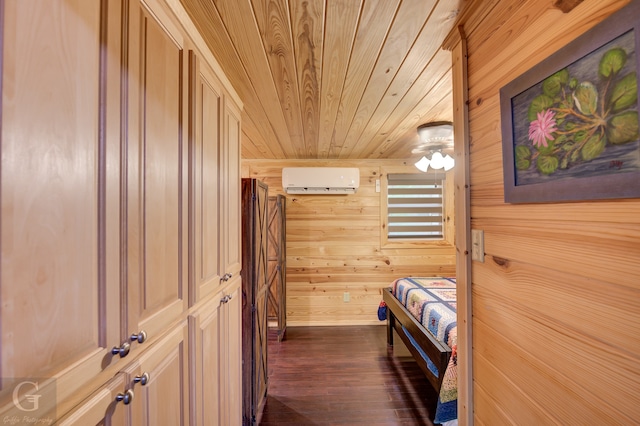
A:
[429,151,445,169]
[414,121,455,172]
[417,121,454,144]
[414,156,430,172]
[443,154,455,171]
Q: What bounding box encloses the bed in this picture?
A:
[383,277,457,425]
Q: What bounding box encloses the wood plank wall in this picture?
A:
[242,159,456,326]
[461,0,640,423]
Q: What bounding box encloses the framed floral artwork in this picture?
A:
[500,0,640,203]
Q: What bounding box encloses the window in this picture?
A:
[386,173,445,240]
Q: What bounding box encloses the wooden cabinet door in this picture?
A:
[189,279,241,426]
[189,52,224,304]
[57,374,128,426]
[127,323,189,426]
[0,0,123,416]
[221,101,242,281]
[222,280,243,426]
[125,0,188,341]
[189,294,222,426]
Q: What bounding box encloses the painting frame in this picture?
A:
[500,0,640,203]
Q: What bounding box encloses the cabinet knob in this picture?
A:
[130,330,148,344]
[220,295,229,304]
[111,342,131,358]
[134,372,150,386]
[221,273,233,282]
[115,389,134,405]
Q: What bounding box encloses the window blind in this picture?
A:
[387,173,444,240]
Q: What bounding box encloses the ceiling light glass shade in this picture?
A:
[443,154,455,171]
[417,122,454,143]
[429,151,445,169]
[414,156,430,172]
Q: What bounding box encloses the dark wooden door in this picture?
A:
[267,195,287,341]
[241,178,269,425]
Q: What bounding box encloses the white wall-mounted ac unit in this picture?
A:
[281,167,360,194]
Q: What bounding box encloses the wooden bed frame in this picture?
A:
[383,287,452,392]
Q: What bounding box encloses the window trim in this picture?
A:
[380,166,455,249]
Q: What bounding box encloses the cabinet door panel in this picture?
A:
[189,280,241,426]
[0,0,121,412]
[222,102,242,277]
[127,0,187,339]
[189,294,223,426]
[128,323,189,426]
[224,281,242,425]
[191,54,223,303]
[57,374,128,426]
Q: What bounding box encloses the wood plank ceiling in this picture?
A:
[180,0,464,159]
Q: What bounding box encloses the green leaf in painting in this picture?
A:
[581,134,606,161]
[554,134,568,145]
[515,145,532,170]
[599,48,627,78]
[560,156,569,169]
[609,72,637,113]
[574,130,588,142]
[569,78,578,90]
[536,154,559,175]
[527,95,554,122]
[572,82,598,116]
[535,138,555,155]
[607,111,639,144]
[542,69,569,97]
[570,149,581,162]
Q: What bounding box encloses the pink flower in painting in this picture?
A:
[528,109,557,148]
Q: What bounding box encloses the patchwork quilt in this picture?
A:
[391,277,458,424]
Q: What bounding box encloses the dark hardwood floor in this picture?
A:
[259,325,439,426]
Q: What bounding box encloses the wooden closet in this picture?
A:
[267,195,287,341]
[0,0,242,424]
[241,179,270,425]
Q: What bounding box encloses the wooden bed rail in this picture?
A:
[383,287,452,392]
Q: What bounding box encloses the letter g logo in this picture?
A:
[12,381,41,412]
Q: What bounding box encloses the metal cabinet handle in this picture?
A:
[220,295,229,304]
[221,273,233,282]
[115,389,134,405]
[130,330,147,344]
[134,372,150,386]
[111,342,131,358]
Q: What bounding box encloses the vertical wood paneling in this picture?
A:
[251,0,305,150]
[338,0,438,158]
[317,0,362,158]
[331,0,400,157]
[443,24,473,425]
[458,0,640,423]
[180,0,463,160]
[289,0,324,158]
[212,0,299,158]
[243,159,456,326]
